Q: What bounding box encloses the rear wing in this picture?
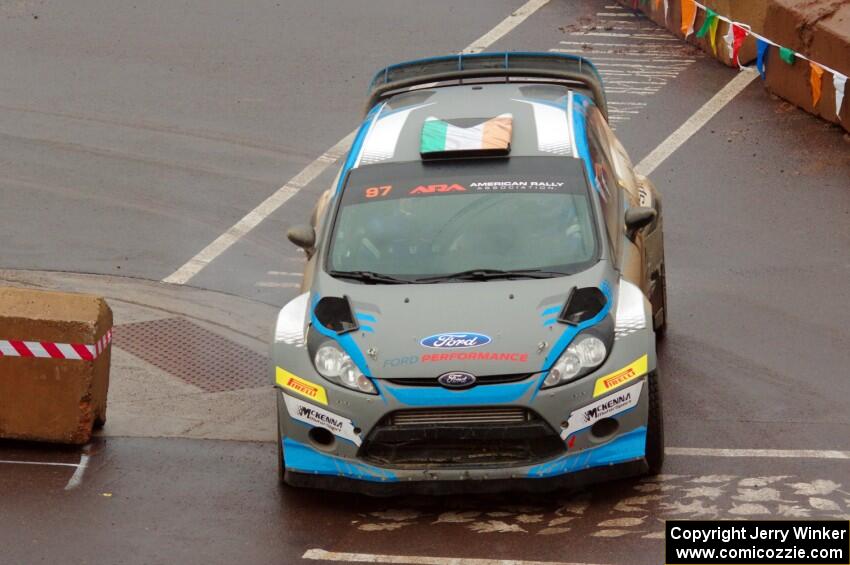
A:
[366,52,608,119]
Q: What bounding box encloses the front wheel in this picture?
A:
[645,370,664,475]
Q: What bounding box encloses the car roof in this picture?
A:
[348,82,595,170]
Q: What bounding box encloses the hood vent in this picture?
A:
[558,286,607,325]
[313,295,359,334]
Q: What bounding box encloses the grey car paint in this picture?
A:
[271,73,665,491]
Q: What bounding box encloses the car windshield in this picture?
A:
[326,156,598,281]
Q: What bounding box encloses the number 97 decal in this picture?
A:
[365,185,392,198]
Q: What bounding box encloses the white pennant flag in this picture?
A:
[834,73,847,118]
[723,21,735,60]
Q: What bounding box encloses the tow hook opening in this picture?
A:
[590,417,619,441]
[309,427,336,450]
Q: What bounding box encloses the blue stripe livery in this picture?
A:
[527,426,646,478]
[283,438,397,482]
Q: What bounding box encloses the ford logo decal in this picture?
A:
[437,371,477,389]
[420,332,492,349]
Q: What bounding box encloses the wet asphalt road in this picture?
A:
[2,0,850,564]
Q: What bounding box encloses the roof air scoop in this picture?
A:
[558,287,607,325]
[420,114,512,159]
[314,296,359,334]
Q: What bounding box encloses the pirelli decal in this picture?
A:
[592,354,648,397]
[276,367,328,405]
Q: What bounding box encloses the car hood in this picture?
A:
[310,261,617,379]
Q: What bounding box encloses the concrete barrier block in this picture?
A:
[763,0,849,131]
[0,287,112,444]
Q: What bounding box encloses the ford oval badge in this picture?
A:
[437,371,477,389]
[420,332,492,349]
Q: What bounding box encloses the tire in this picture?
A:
[645,370,665,475]
[276,394,286,486]
[652,262,668,340]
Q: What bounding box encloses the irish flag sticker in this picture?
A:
[420,113,513,158]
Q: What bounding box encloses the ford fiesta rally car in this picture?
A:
[272,52,667,495]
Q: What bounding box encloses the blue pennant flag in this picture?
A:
[756,39,770,79]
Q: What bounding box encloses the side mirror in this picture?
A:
[286,224,316,251]
[624,206,657,240]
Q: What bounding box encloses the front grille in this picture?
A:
[390,406,530,426]
[384,373,533,387]
[360,407,564,468]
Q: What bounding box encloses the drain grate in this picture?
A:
[113,317,268,393]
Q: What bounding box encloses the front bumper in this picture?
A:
[276,365,654,493]
[284,443,648,496]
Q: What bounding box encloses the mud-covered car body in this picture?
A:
[272,53,667,495]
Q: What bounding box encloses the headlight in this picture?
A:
[313,343,377,394]
[541,334,607,389]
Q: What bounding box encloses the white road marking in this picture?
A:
[164,0,552,285]
[256,281,301,289]
[64,453,90,490]
[462,0,551,54]
[635,68,759,176]
[267,271,302,276]
[667,447,850,460]
[572,32,678,41]
[302,549,606,565]
[0,459,80,468]
[162,132,354,285]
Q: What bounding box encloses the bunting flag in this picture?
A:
[726,22,750,69]
[708,15,720,55]
[835,74,847,117]
[681,0,697,38]
[779,47,796,65]
[634,0,848,126]
[756,38,770,79]
[696,8,717,39]
[723,21,735,61]
[809,62,824,108]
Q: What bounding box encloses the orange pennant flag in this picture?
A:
[810,62,824,107]
[681,0,697,37]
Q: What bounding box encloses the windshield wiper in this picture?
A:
[416,268,569,283]
[327,270,416,285]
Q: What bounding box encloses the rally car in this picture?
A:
[272,52,667,494]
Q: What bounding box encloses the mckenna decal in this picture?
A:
[562,381,643,439]
[420,332,491,349]
[592,354,648,397]
[283,395,361,446]
[276,367,328,405]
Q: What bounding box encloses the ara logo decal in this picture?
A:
[437,371,477,389]
[420,332,492,349]
[409,183,466,195]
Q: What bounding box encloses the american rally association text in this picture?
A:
[669,525,848,545]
